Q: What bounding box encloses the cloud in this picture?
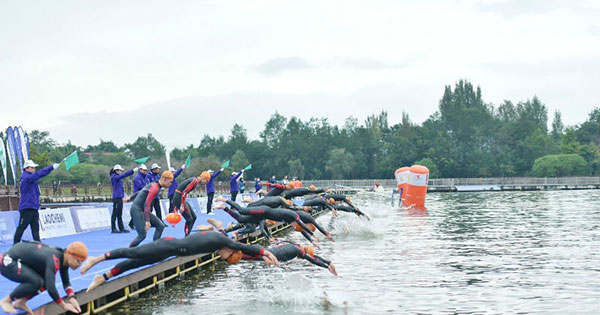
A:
[254,57,313,75]
[475,0,579,18]
[330,57,409,70]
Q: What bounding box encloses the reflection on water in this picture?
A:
[112,190,600,314]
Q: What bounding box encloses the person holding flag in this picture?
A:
[128,164,148,229]
[110,164,137,234]
[13,159,60,244]
[229,165,250,202]
[206,160,228,214]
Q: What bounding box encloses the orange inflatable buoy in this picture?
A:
[394,167,410,202]
[166,213,182,225]
[403,165,429,209]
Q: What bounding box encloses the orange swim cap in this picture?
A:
[294,223,304,232]
[200,171,211,181]
[161,171,174,180]
[309,185,317,190]
[328,198,335,205]
[226,250,243,264]
[66,241,88,261]
[265,219,276,226]
[286,199,294,207]
[345,197,351,203]
[302,245,315,256]
[307,223,316,232]
[286,182,295,190]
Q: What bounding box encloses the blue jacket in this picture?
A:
[229,172,242,192]
[18,166,54,211]
[146,171,161,199]
[255,180,262,192]
[111,169,134,198]
[133,171,147,194]
[168,168,184,197]
[206,169,222,194]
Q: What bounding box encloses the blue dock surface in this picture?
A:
[0,196,254,314]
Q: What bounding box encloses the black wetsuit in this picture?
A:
[334,204,366,217]
[170,177,199,235]
[302,197,335,211]
[223,200,315,242]
[281,188,326,200]
[104,232,265,277]
[0,242,73,304]
[293,210,331,239]
[129,182,166,247]
[242,243,330,269]
[248,196,291,208]
[265,183,286,196]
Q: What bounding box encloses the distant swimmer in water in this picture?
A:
[213,196,320,247]
[206,218,337,275]
[81,231,279,292]
[323,194,369,219]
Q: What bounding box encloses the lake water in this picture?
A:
[110,190,600,314]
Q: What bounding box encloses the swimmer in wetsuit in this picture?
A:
[0,241,88,314]
[280,185,330,200]
[81,231,279,292]
[205,219,336,275]
[323,194,368,218]
[170,171,211,235]
[213,196,319,246]
[128,171,173,247]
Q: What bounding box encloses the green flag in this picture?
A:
[243,164,252,171]
[134,156,149,164]
[185,154,191,168]
[221,160,230,168]
[63,151,80,171]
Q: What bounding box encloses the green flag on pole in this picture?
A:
[221,160,230,168]
[243,164,252,171]
[134,156,149,164]
[185,154,191,168]
[63,151,80,171]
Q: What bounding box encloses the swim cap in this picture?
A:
[161,171,174,180]
[309,185,317,190]
[226,250,243,264]
[265,219,276,226]
[66,241,88,261]
[345,197,351,203]
[286,199,294,207]
[302,245,315,257]
[294,223,304,232]
[328,198,335,205]
[307,223,316,232]
[200,171,211,181]
[286,182,295,190]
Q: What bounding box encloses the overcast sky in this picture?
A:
[1,0,599,149]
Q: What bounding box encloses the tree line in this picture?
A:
[2,79,599,185]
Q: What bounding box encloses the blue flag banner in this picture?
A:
[0,137,7,185]
[18,126,29,161]
[13,127,23,171]
[5,127,18,186]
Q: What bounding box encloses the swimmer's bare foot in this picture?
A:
[214,195,227,202]
[87,275,106,292]
[0,296,17,314]
[12,298,32,315]
[80,255,101,275]
[196,225,214,231]
[206,218,223,230]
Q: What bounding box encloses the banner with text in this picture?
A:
[39,208,77,239]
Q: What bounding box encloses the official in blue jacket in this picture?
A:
[254,178,262,193]
[13,159,59,244]
[168,165,185,213]
[146,163,164,222]
[229,170,244,202]
[110,164,136,234]
[206,168,223,214]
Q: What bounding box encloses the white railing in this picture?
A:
[302,177,600,189]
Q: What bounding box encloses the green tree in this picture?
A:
[125,134,165,159]
[325,148,355,179]
[288,159,305,179]
[414,158,440,178]
[531,154,589,177]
